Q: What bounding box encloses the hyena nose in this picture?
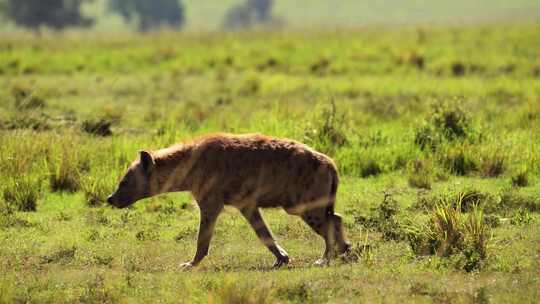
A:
[106,196,113,204]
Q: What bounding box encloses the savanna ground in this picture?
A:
[1,23,540,303]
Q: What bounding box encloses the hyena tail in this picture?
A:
[325,169,339,216]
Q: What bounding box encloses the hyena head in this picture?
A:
[107,151,156,208]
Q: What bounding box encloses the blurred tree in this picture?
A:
[5,0,94,30]
[109,0,185,31]
[248,0,273,21]
[223,0,276,30]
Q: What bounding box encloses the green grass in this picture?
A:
[1,23,540,303]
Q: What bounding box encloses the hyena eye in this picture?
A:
[120,180,127,187]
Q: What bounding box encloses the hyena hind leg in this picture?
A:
[301,209,336,264]
[330,213,351,255]
[301,210,351,265]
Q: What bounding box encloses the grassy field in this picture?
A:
[1,23,540,303]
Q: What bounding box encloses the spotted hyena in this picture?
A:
[107,133,350,268]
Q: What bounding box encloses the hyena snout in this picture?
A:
[106,193,131,209]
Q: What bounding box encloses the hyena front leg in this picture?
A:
[240,207,289,268]
[181,203,223,268]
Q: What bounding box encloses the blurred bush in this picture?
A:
[108,0,185,31]
[4,0,94,30]
[223,0,281,30]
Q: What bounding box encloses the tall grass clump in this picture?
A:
[81,173,115,207]
[408,158,433,189]
[479,149,506,178]
[48,150,83,193]
[498,189,540,213]
[2,176,42,212]
[414,100,479,151]
[354,193,406,241]
[11,84,46,110]
[304,99,348,154]
[511,169,529,187]
[407,196,491,272]
[440,144,477,176]
[81,118,113,137]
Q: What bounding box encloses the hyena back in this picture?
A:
[108,133,350,268]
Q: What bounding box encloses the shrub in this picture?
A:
[48,151,81,192]
[510,208,534,226]
[451,62,466,76]
[0,200,33,228]
[359,158,383,178]
[414,100,477,150]
[2,177,41,212]
[407,198,490,272]
[499,190,540,213]
[82,118,113,137]
[479,150,506,177]
[11,85,46,110]
[441,145,477,176]
[355,193,406,241]
[304,99,348,154]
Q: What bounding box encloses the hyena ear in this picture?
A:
[139,150,155,174]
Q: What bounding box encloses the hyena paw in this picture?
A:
[272,256,290,268]
[313,258,329,267]
[341,242,352,255]
[180,261,195,269]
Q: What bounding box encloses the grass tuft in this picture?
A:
[479,150,506,178]
[499,190,540,213]
[81,174,114,207]
[48,151,82,193]
[415,100,477,151]
[511,170,529,187]
[407,158,432,189]
[304,99,348,154]
[82,118,113,137]
[40,246,77,264]
[442,145,477,176]
[11,85,46,110]
[407,197,490,272]
[212,278,275,304]
[2,177,42,212]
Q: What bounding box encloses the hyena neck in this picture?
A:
[153,145,195,194]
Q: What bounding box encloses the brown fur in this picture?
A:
[108,133,350,267]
